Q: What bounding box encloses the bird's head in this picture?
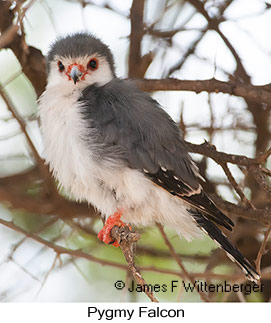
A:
[46,33,116,90]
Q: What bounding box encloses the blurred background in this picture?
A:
[0,0,271,302]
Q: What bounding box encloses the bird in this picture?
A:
[38,32,259,283]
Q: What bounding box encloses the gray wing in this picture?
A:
[79,79,233,230]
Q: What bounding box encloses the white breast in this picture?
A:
[39,85,201,241]
[39,85,114,213]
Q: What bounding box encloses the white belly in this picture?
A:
[39,87,201,240]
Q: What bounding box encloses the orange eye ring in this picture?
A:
[87,58,98,70]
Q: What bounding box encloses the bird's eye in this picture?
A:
[58,61,65,72]
[87,58,98,70]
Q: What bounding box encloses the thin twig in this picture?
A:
[157,224,210,302]
[255,225,271,276]
[186,0,250,82]
[220,162,255,209]
[36,254,59,297]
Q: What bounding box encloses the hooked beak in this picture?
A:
[69,65,83,84]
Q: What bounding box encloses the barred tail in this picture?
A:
[191,211,260,283]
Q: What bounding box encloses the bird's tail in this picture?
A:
[190,211,260,283]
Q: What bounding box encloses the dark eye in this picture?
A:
[87,58,98,70]
[58,61,65,72]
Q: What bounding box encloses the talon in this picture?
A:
[98,210,131,247]
[111,240,120,247]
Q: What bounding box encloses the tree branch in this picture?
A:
[111,226,159,302]
[0,0,47,96]
[134,78,271,106]
[128,0,146,78]
[1,217,270,292]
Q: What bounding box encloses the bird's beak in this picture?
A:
[69,65,83,84]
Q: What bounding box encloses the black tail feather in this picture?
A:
[190,211,260,283]
[182,191,234,231]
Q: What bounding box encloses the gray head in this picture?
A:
[46,32,116,88]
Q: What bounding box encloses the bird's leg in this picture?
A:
[97,209,131,247]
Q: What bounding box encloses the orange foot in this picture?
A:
[97,210,131,247]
